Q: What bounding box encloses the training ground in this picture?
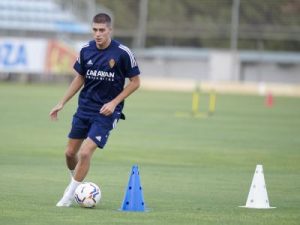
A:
[0,82,299,225]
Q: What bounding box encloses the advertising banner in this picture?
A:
[0,38,47,73]
[0,38,78,75]
[45,40,77,75]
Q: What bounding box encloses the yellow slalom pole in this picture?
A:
[208,90,216,115]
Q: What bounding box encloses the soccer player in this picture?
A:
[49,13,140,207]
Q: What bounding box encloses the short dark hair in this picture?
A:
[93,13,112,27]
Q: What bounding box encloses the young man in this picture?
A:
[49,13,140,207]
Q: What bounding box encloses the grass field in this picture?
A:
[0,82,299,225]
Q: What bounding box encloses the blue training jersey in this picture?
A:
[73,40,140,114]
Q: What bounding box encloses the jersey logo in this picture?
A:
[95,136,102,142]
[87,59,93,65]
[109,59,115,68]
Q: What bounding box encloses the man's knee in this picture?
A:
[65,139,83,159]
[65,147,77,159]
[78,149,92,161]
[78,139,97,161]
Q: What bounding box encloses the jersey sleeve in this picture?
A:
[73,49,85,76]
[121,48,140,78]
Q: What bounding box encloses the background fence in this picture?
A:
[0,0,300,94]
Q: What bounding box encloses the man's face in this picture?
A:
[92,22,112,48]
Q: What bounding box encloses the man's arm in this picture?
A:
[49,73,85,120]
[100,75,140,116]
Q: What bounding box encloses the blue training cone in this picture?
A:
[120,165,147,212]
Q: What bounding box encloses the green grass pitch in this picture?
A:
[0,82,299,225]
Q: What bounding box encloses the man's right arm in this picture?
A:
[49,73,84,121]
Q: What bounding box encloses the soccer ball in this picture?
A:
[74,182,101,208]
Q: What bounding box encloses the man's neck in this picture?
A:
[97,39,112,50]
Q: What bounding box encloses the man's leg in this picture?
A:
[56,138,97,207]
[73,138,97,182]
[61,138,84,195]
[56,138,83,207]
[65,138,84,175]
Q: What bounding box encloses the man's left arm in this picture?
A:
[99,75,140,116]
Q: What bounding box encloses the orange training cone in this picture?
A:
[265,92,273,107]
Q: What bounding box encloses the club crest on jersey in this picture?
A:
[109,59,115,68]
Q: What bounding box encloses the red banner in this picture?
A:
[45,40,77,75]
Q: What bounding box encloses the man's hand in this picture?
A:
[99,75,140,116]
[49,103,64,121]
[99,101,117,116]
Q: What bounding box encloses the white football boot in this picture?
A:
[56,194,73,207]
